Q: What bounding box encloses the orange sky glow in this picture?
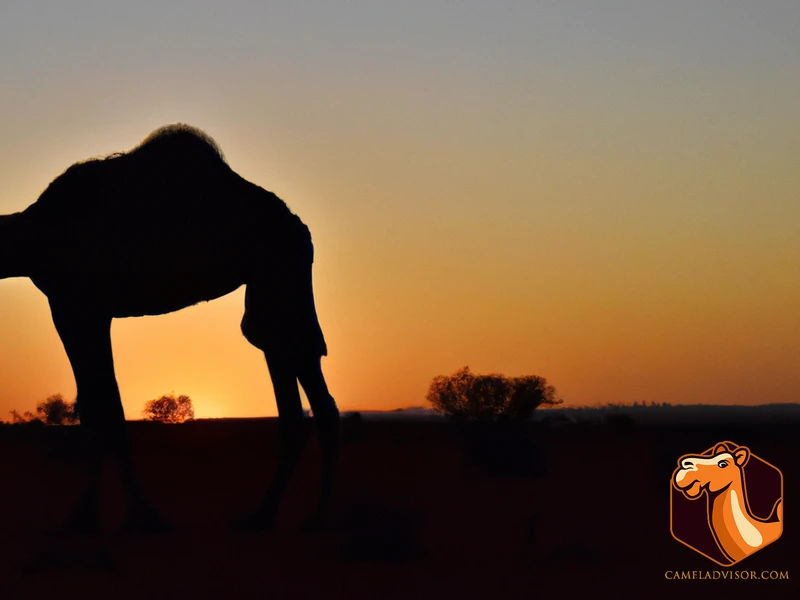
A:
[0,3,798,419]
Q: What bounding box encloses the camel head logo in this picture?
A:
[673,443,750,499]
[670,442,783,565]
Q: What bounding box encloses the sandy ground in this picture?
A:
[1,417,797,599]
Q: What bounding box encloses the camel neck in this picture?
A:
[0,213,31,279]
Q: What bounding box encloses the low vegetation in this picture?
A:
[426,366,563,422]
[6,391,195,425]
[8,393,78,425]
[142,393,195,423]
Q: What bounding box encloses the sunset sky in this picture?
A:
[0,1,798,419]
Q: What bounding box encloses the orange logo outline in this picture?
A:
[670,441,783,566]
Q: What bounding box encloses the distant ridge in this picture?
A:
[182,403,800,423]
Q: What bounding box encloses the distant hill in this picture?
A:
[534,403,800,425]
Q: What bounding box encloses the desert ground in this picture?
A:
[1,406,797,599]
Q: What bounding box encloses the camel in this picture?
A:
[0,124,340,535]
[672,442,782,563]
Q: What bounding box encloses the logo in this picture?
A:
[670,441,783,566]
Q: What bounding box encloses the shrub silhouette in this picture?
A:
[142,393,195,423]
[37,393,79,425]
[426,366,562,422]
[8,409,38,424]
[8,393,77,425]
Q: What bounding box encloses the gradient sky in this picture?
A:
[0,1,798,419]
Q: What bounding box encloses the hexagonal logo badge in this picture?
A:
[670,441,783,566]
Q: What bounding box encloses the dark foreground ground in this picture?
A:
[1,411,798,599]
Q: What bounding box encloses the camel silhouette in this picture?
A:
[673,442,783,563]
[0,124,340,535]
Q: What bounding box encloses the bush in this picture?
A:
[36,394,79,425]
[426,366,562,422]
[142,393,195,423]
[8,393,78,426]
[8,409,38,424]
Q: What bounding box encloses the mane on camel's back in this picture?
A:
[132,123,227,163]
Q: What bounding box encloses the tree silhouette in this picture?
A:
[426,366,562,422]
[7,393,78,425]
[142,393,195,423]
[504,374,561,422]
[36,393,79,425]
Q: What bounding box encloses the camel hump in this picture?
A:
[23,124,236,222]
[134,123,226,163]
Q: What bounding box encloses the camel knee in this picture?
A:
[241,282,328,358]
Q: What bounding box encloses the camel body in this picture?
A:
[0,124,339,534]
[13,129,308,318]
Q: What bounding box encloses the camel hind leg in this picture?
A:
[297,355,340,531]
[232,352,339,533]
[229,351,310,532]
[49,301,167,535]
[233,261,339,532]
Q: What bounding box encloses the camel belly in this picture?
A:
[32,246,250,318]
[103,269,246,317]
